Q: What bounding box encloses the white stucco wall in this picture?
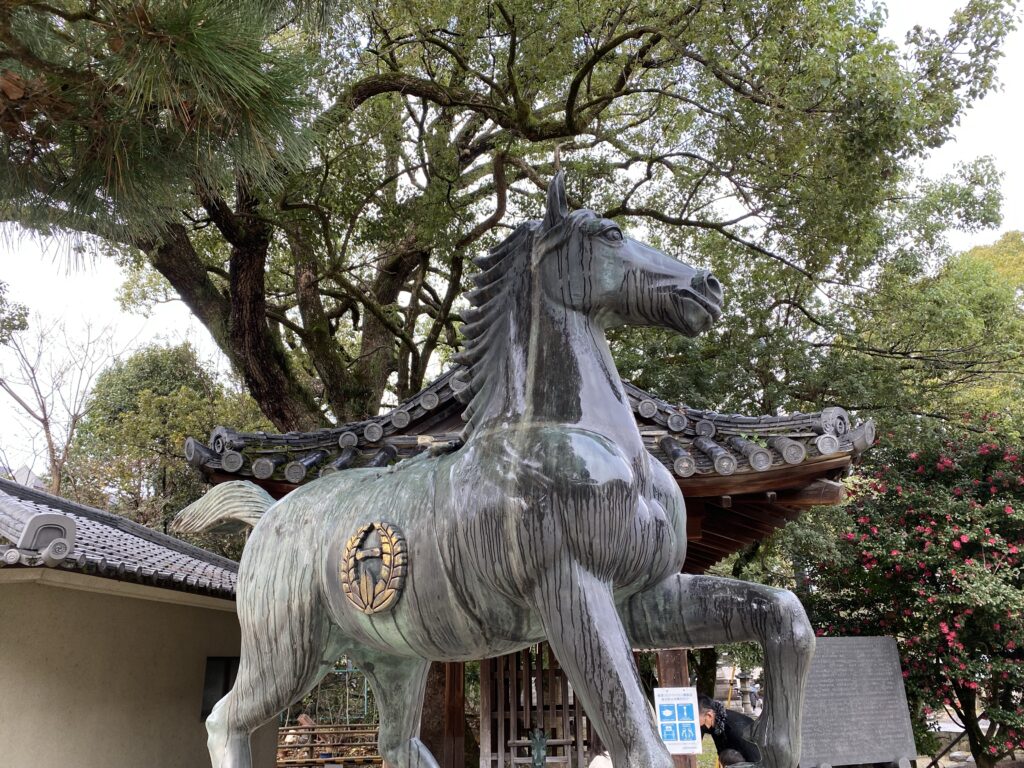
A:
[0,570,276,768]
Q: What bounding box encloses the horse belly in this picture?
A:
[316,459,544,659]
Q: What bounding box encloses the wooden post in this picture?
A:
[480,658,493,768]
[656,649,697,768]
[443,661,466,768]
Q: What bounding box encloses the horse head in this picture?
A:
[535,171,723,337]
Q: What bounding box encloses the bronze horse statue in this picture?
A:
[175,173,814,768]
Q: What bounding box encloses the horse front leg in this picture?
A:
[535,561,674,768]
[619,574,815,768]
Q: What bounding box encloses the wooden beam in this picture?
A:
[702,514,778,542]
[711,502,800,530]
[683,549,721,574]
[442,662,465,768]
[771,479,845,508]
[697,529,759,554]
[678,455,851,497]
[686,510,703,541]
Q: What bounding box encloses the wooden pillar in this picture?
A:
[657,649,697,768]
[442,661,466,768]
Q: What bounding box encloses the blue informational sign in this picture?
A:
[653,687,702,756]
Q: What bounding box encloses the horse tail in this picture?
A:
[170,481,276,534]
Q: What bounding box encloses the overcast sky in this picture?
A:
[1,1,1022,472]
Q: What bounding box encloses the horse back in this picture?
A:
[247,454,543,660]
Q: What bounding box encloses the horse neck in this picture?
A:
[474,291,643,454]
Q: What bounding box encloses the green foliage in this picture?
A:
[0,280,27,344]
[614,221,1024,436]
[800,429,1024,767]
[0,0,318,238]
[820,244,1024,428]
[4,0,1018,430]
[66,342,270,556]
[966,230,1024,291]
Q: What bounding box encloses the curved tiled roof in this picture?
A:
[186,366,874,492]
[0,477,237,599]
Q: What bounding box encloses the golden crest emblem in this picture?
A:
[340,521,408,614]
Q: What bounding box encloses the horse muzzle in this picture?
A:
[691,270,723,312]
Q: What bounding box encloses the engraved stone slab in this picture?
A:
[799,636,917,768]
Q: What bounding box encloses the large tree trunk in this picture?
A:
[348,241,425,418]
[227,223,324,431]
[689,647,719,698]
[419,662,448,761]
[148,195,325,432]
[285,222,354,421]
[955,684,999,768]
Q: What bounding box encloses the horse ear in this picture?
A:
[543,171,568,230]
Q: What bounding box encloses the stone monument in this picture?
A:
[799,636,917,768]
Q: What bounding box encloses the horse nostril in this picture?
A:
[692,272,723,304]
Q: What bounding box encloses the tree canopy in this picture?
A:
[66,342,268,542]
[2,0,1017,430]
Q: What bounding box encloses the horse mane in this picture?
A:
[452,220,540,436]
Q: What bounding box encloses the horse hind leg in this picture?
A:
[620,573,815,768]
[206,575,347,767]
[353,651,438,768]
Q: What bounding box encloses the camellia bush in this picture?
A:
[802,426,1024,768]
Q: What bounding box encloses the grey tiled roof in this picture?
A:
[0,477,237,599]
[186,365,874,489]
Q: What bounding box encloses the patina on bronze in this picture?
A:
[175,173,815,768]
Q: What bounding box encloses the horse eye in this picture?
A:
[602,228,624,242]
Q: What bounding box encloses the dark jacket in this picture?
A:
[701,700,761,764]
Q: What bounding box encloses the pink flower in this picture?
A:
[952,541,962,550]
